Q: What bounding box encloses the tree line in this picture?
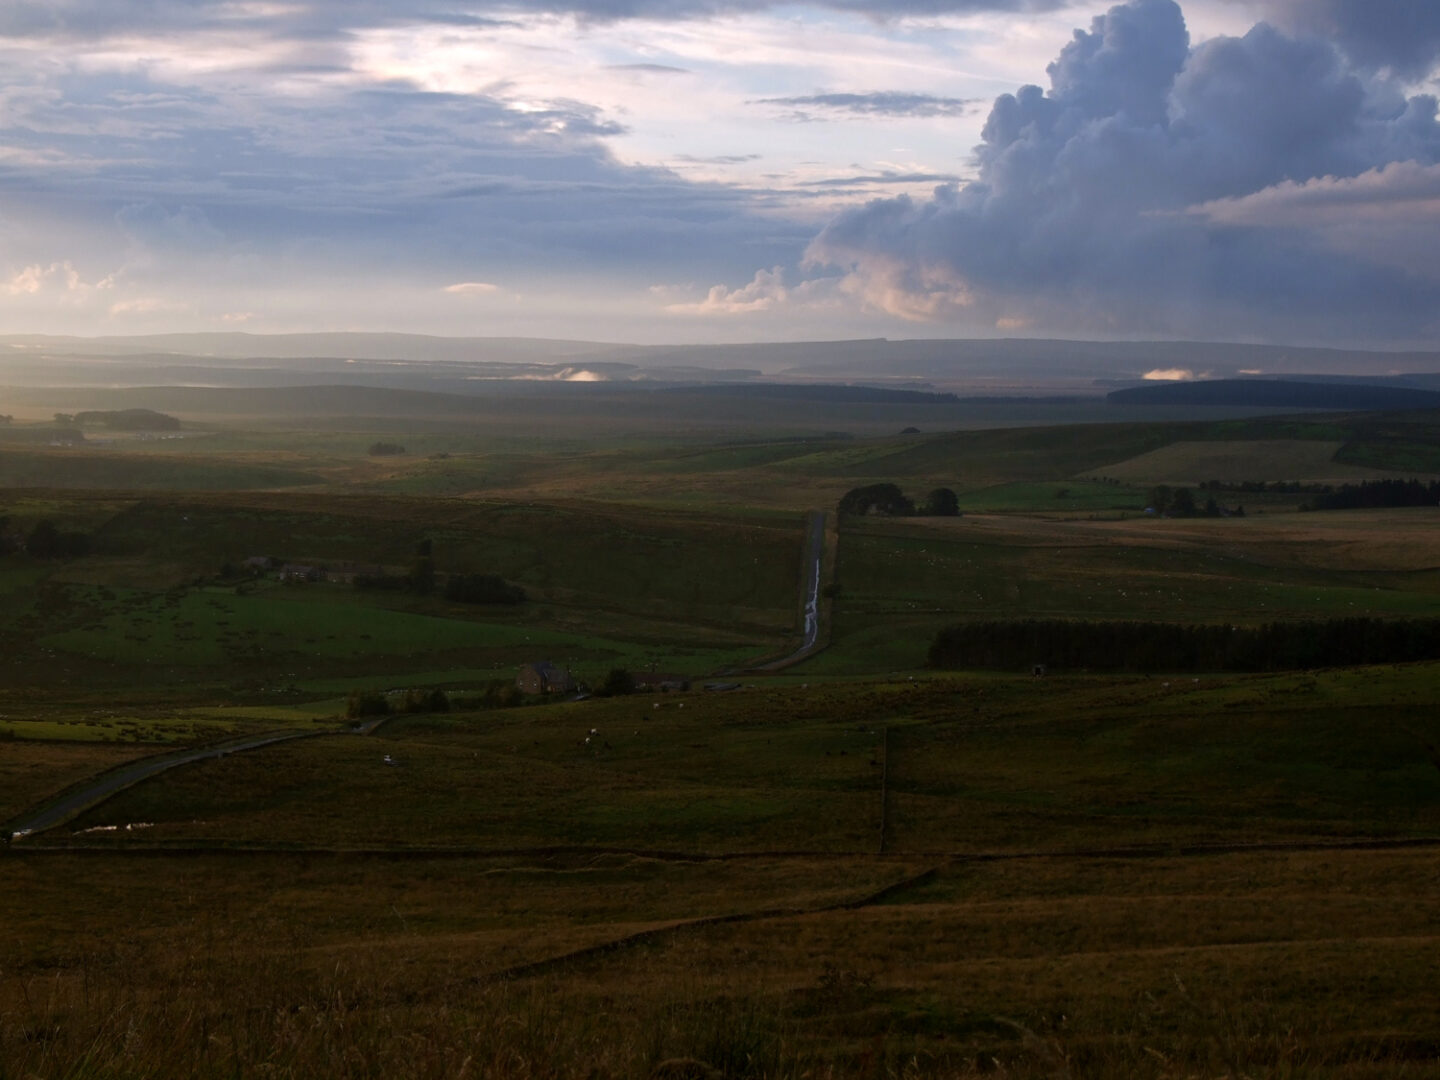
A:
[53,409,180,430]
[1300,479,1440,511]
[1145,486,1244,517]
[353,538,526,604]
[0,516,91,558]
[928,617,1440,673]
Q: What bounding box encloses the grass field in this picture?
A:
[7,659,1440,1074]
[803,509,1440,675]
[50,665,1440,853]
[0,493,806,692]
[6,399,1440,1077]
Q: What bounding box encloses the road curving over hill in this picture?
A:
[3,728,326,843]
[752,509,827,672]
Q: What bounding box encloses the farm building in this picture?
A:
[516,662,576,695]
[325,562,385,585]
[278,563,323,583]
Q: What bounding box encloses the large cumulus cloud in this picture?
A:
[808,0,1440,342]
[1253,0,1440,80]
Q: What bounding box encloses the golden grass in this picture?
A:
[895,508,1440,573]
[1084,440,1420,485]
[4,848,1438,1077]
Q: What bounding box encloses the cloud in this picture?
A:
[606,63,692,74]
[1188,160,1440,281]
[108,297,189,315]
[755,92,981,119]
[1191,160,1440,228]
[672,153,762,164]
[5,261,83,296]
[0,0,1072,45]
[666,266,790,314]
[1142,367,1198,380]
[806,0,1440,343]
[1250,0,1440,80]
[799,170,964,187]
[444,281,501,294]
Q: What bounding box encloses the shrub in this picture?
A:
[445,572,526,605]
[345,692,391,718]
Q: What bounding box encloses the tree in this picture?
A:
[924,488,960,516]
[837,483,914,517]
[26,520,61,558]
[600,668,636,696]
[0,414,12,425]
[1170,487,1196,517]
[1147,485,1172,514]
[409,555,436,595]
[445,572,526,605]
[345,692,391,718]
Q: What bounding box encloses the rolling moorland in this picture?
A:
[3,357,1440,1078]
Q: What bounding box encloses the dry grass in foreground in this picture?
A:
[3,847,1439,1078]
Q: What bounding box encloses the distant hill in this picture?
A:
[1108,380,1440,410]
[6,334,1440,390]
[663,384,959,405]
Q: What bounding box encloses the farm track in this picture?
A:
[477,864,944,983]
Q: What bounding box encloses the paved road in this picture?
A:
[5,729,317,842]
[754,510,826,671]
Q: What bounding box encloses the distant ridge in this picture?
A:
[1107,379,1440,410]
[663,383,959,405]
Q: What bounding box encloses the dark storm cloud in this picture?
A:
[1252,0,1440,80]
[755,92,980,118]
[808,0,1440,342]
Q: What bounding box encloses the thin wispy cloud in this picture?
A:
[755,92,981,118]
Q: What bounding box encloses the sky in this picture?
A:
[0,0,1438,347]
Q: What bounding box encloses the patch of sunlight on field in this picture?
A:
[1086,439,1409,484]
[185,703,346,724]
[0,716,246,744]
